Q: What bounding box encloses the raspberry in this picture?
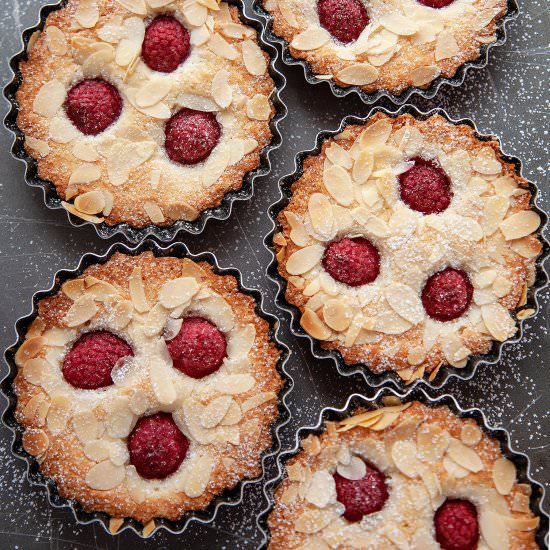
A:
[317,0,370,44]
[62,330,133,390]
[142,15,190,73]
[417,0,456,8]
[165,108,221,165]
[434,499,480,550]
[422,268,473,322]
[334,460,389,522]
[322,237,380,287]
[64,79,122,136]
[166,317,227,379]
[128,413,189,480]
[399,157,452,214]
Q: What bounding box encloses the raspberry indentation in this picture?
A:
[399,157,452,214]
[165,108,221,165]
[322,237,380,287]
[334,460,389,522]
[434,499,480,550]
[317,0,370,44]
[417,0,456,8]
[166,317,227,379]
[62,330,133,390]
[422,267,473,322]
[64,79,122,136]
[142,15,190,73]
[128,413,189,480]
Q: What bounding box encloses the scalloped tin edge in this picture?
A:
[2,0,288,243]
[263,103,550,390]
[256,386,550,549]
[1,239,294,538]
[251,0,518,105]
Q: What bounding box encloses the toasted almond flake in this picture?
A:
[301,308,331,340]
[241,391,277,414]
[492,458,516,495]
[481,303,516,342]
[472,147,502,175]
[72,141,99,162]
[461,423,482,446]
[325,143,352,169]
[49,117,79,143]
[502,515,539,531]
[291,28,330,50]
[373,311,412,335]
[499,211,541,240]
[479,510,509,550]
[435,30,460,60]
[183,1,208,26]
[308,193,334,240]
[109,518,124,534]
[410,65,440,87]
[211,69,232,108]
[141,519,156,538]
[181,454,214,497]
[336,63,379,85]
[336,455,366,480]
[216,374,255,395]
[492,275,512,298]
[22,429,49,457]
[86,460,126,490]
[23,393,50,426]
[72,411,102,443]
[45,26,67,55]
[447,438,483,472]
[353,149,374,184]
[74,190,106,215]
[380,14,418,35]
[15,337,45,367]
[208,33,238,59]
[323,164,354,206]
[221,22,253,39]
[441,332,470,367]
[323,299,352,331]
[417,423,450,463]
[26,136,50,157]
[110,300,133,330]
[510,236,542,259]
[76,0,99,28]
[63,295,98,327]
[305,470,336,508]
[246,94,271,120]
[391,440,419,478]
[115,0,147,15]
[357,119,393,149]
[143,201,165,224]
[200,396,233,428]
[128,267,149,313]
[136,79,172,108]
[277,0,299,26]
[385,283,424,324]
[202,148,231,186]
[284,211,310,246]
[482,195,509,236]
[47,395,71,435]
[69,164,101,186]
[62,201,104,224]
[517,308,535,320]
[407,346,426,366]
[286,245,323,275]
[242,39,267,75]
[443,455,470,478]
[294,509,333,534]
[27,31,41,52]
[33,80,65,118]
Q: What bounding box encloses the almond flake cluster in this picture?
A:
[263,0,507,94]
[275,114,541,381]
[268,401,540,549]
[19,0,274,227]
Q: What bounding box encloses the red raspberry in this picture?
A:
[64,79,122,136]
[334,460,389,522]
[62,330,133,390]
[434,499,480,550]
[399,157,452,214]
[417,0,456,8]
[422,268,473,322]
[128,413,189,480]
[322,237,380,287]
[142,15,190,73]
[165,108,221,165]
[166,317,227,379]
[317,0,370,44]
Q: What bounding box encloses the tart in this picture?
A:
[17,0,276,228]
[274,112,542,382]
[261,0,508,95]
[268,400,541,549]
[13,251,283,528]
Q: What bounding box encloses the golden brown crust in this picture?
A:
[268,401,540,549]
[14,251,283,524]
[17,0,276,228]
[274,113,542,381]
[262,0,507,94]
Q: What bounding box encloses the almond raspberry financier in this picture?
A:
[17,0,275,228]
[274,112,542,382]
[268,401,541,549]
[261,0,508,94]
[13,251,283,529]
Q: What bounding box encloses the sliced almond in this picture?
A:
[308,193,334,240]
[336,455,366,480]
[45,26,67,55]
[63,296,97,327]
[72,411,101,443]
[135,79,172,108]
[211,69,232,109]
[443,455,470,478]
[385,283,424,325]
[510,236,542,259]
[447,438,483,472]
[461,423,482,446]
[76,0,99,29]
[291,28,330,51]
[301,308,331,340]
[33,80,65,118]
[286,245,324,275]
[25,136,50,157]
[216,374,255,395]
[336,63,379,85]
[23,393,50,426]
[472,147,502,175]
[242,40,267,75]
[74,190,105,215]
[391,440,419,478]
[47,395,71,435]
[323,164,354,206]
[22,429,49,457]
[481,303,516,342]
[284,211,310,246]
[208,33,238,60]
[86,460,126,490]
[373,311,412,335]
[323,299,352,331]
[305,470,336,507]
[241,392,277,413]
[182,455,214,498]
[158,277,199,308]
[183,1,208,26]
[500,211,540,240]
[482,195,509,236]
[143,202,165,224]
[410,65,440,87]
[492,458,516,495]
[435,30,460,60]
[128,267,149,313]
[352,149,374,184]
[417,423,450,463]
[15,337,45,367]
[115,0,147,15]
[246,94,271,120]
[294,509,333,534]
[201,396,234,428]
[380,14,418,35]
[479,510,509,550]
[109,518,124,535]
[72,141,99,162]
[325,143,352,169]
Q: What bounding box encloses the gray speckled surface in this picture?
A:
[0,0,548,548]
